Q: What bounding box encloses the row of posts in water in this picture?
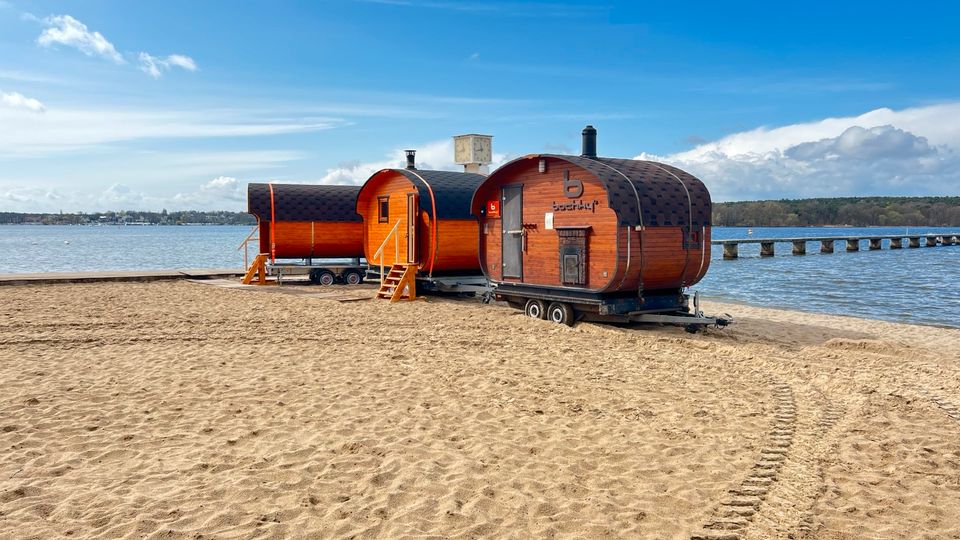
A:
[714,234,960,259]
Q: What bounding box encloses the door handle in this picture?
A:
[506,229,523,234]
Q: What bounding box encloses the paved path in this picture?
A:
[0,269,244,286]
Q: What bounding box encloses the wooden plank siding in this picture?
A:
[475,159,620,291]
[476,156,711,293]
[357,171,482,274]
[357,174,416,268]
[259,221,364,259]
[433,220,481,272]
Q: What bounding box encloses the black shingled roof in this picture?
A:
[247,183,362,222]
[390,169,486,220]
[536,155,711,229]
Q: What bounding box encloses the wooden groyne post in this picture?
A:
[715,233,959,259]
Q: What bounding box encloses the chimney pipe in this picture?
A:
[581,125,597,158]
[405,149,416,170]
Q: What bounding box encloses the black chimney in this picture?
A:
[581,125,597,158]
[405,149,416,170]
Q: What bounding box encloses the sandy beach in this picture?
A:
[1,280,959,539]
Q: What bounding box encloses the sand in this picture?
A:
[1,281,958,539]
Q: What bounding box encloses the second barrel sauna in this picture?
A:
[355,151,486,279]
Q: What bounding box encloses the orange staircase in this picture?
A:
[376,264,418,302]
[241,253,274,285]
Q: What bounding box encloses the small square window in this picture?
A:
[378,196,389,223]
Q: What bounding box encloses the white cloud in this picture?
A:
[1,91,45,112]
[0,105,341,157]
[642,103,960,201]
[0,183,149,212]
[170,176,246,210]
[0,177,251,212]
[37,15,125,64]
[138,53,198,78]
[0,69,63,84]
[100,183,144,207]
[315,139,510,185]
[0,186,65,208]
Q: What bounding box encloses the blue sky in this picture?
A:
[1,0,958,211]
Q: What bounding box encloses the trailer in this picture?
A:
[266,258,367,285]
[471,125,726,330]
[364,267,492,297]
[494,284,728,331]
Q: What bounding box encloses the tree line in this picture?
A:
[713,197,960,227]
[2,196,958,227]
[0,210,257,226]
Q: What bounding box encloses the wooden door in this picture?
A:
[406,193,418,264]
[501,185,523,279]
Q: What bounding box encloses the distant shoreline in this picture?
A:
[0,222,248,226]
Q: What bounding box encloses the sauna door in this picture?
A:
[406,193,418,264]
[501,185,523,279]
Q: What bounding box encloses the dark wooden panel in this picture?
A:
[477,158,620,290]
[476,159,712,294]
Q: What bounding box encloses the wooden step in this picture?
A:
[375,263,418,302]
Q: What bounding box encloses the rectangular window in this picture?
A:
[378,196,389,223]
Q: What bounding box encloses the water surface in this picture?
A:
[4,224,958,327]
[700,227,960,328]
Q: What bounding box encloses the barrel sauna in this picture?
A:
[355,153,485,276]
[247,183,364,260]
[470,126,712,324]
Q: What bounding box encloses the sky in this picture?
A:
[1,0,958,212]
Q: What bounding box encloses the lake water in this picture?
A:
[4,224,959,328]
[701,227,960,328]
[3,225,252,272]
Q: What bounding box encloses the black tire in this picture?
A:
[343,270,363,285]
[547,302,575,326]
[524,299,547,319]
[309,269,335,286]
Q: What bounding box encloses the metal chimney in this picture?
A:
[581,125,597,158]
[405,150,416,170]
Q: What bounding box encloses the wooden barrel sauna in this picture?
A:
[355,153,485,276]
[247,183,364,260]
[470,126,711,320]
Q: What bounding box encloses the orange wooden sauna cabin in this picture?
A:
[471,126,713,325]
[246,183,365,284]
[355,142,489,301]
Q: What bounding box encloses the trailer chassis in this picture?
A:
[495,284,730,332]
[267,258,367,286]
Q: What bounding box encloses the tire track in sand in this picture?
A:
[794,387,847,538]
[690,381,796,540]
[924,393,960,423]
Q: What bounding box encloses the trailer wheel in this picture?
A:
[547,302,575,326]
[309,269,336,286]
[343,270,363,285]
[524,299,547,319]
